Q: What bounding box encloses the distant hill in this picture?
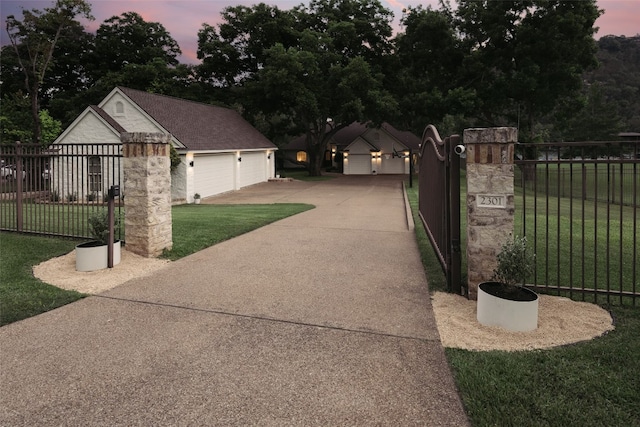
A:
[587,35,640,132]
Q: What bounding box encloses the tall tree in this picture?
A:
[197,0,397,175]
[454,0,602,141]
[5,0,93,144]
[391,5,474,135]
[90,11,182,81]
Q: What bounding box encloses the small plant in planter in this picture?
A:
[492,235,536,298]
[76,210,122,271]
[477,235,539,332]
[87,210,119,245]
[194,193,201,204]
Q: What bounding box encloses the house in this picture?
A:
[52,87,277,203]
[283,122,421,175]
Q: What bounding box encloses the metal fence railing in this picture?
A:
[1,142,123,241]
[515,141,639,305]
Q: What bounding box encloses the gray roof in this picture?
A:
[118,87,276,151]
[90,105,127,133]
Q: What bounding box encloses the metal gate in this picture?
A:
[417,125,462,294]
[0,142,123,240]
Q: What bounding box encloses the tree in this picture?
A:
[90,11,182,81]
[197,0,397,176]
[391,6,475,135]
[453,0,602,141]
[196,4,298,87]
[5,0,93,144]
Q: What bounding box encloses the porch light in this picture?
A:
[238,157,242,162]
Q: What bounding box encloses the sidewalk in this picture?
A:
[0,175,469,426]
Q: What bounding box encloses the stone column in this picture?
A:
[464,127,517,300]
[122,132,173,257]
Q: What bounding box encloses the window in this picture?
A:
[115,101,124,115]
[88,156,102,192]
[296,151,307,162]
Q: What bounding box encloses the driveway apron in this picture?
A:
[0,175,470,426]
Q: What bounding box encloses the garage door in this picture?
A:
[239,152,266,188]
[346,154,372,175]
[381,156,405,174]
[194,154,235,197]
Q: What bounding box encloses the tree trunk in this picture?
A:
[30,85,41,144]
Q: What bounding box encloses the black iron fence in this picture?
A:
[515,141,639,305]
[0,142,123,240]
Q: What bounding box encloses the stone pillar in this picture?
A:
[122,132,173,257]
[464,127,517,300]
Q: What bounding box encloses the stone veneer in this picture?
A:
[464,127,517,300]
[122,132,173,257]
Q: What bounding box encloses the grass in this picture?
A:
[406,176,640,426]
[0,233,85,326]
[0,203,313,325]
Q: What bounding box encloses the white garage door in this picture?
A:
[239,152,266,188]
[194,154,235,197]
[381,156,405,174]
[346,154,372,175]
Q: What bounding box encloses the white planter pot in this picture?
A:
[194,198,201,204]
[75,241,121,272]
[477,281,539,332]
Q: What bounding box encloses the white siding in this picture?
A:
[100,92,164,134]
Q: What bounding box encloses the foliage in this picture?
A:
[5,0,93,144]
[452,0,602,141]
[39,110,62,144]
[169,144,181,172]
[391,6,474,135]
[90,11,181,80]
[197,0,397,176]
[492,235,535,288]
[1,0,626,146]
[87,210,119,245]
[586,35,640,132]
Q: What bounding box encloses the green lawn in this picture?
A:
[406,177,640,426]
[0,233,84,326]
[0,203,313,326]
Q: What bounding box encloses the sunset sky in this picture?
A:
[2,0,639,64]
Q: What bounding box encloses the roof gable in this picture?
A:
[114,87,275,151]
[53,105,125,144]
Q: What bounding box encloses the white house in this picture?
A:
[283,122,420,175]
[52,87,277,203]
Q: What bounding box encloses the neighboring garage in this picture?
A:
[344,154,372,175]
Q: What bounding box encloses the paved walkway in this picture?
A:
[0,175,469,426]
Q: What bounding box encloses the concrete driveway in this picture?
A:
[0,175,469,426]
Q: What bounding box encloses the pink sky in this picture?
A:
[2,0,639,64]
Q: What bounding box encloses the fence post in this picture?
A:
[464,127,517,300]
[122,132,173,257]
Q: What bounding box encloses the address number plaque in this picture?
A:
[477,194,506,209]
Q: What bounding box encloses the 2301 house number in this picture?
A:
[477,194,506,208]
